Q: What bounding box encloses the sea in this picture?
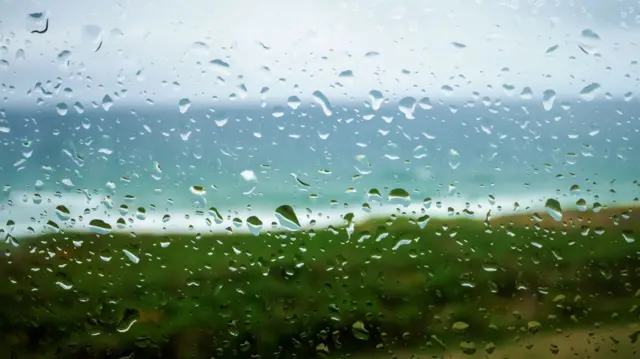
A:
[1,97,639,237]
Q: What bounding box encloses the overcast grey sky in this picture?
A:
[0,0,639,107]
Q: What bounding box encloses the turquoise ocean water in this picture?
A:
[0,98,638,237]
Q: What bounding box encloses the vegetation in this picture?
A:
[1,208,639,358]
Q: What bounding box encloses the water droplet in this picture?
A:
[398,97,417,120]
[122,249,140,264]
[352,321,370,340]
[178,98,191,113]
[460,341,476,355]
[287,96,301,110]
[102,95,113,111]
[579,83,600,101]
[622,230,635,243]
[209,207,223,224]
[452,321,469,334]
[275,205,300,230]
[56,102,69,116]
[190,185,206,196]
[576,198,587,211]
[441,85,454,96]
[528,321,542,333]
[116,308,139,333]
[368,188,382,201]
[545,198,563,221]
[89,219,112,234]
[423,197,432,209]
[546,44,559,54]
[570,184,581,194]
[55,205,71,220]
[338,69,354,78]
[448,148,460,169]
[209,59,231,75]
[271,106,285,118]
[417,215,430,229]
[388,188,410,207]
[312,90,333,116]
[369,90,384,111]
[542,90,556,111]
[246,216,263,235]
[581,29,601,41]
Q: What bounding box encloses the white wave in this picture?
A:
[0,187,634,239]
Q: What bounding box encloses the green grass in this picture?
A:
[1,212,639,358]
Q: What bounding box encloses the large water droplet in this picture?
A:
[275,205,300,230]
[312,90,333,116]
[122,249,140,264]
[209,59,230,75]
[369,90,384,111]
[89,219,112,234]
[579,83,600,101]
[287,96,301,110]
[542,90,556,111]
[102,95,113,111]
[398,97,417,120]
[545,198,563,221]
[246,216,263,236]
[56,102,69,116]
[388,188,410,207]
[116,308,139,332]
[178,98,191,113]
[55,205,71,221]
[352,321,370,340]
[581,29,601,41]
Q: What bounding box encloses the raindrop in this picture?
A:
[579,83,600,101]
[116,308,139,333]
[56,102,69,116]
[89,219,112,234]
[570,184,580,194]
[246,216,263,235]
[178,98,191,113]
[581,29,601,41]
[388,188,410,207]
[542,90,556,111]
[448,149,461,169]
[55,205,71,220]
[452,321,469,334]
[209,59,231,75]
[312,90,333,116]
[545,198,563,221]
[287,96,301,110]
[622,230,635,243]
[209,207,223,224]
[369,90,384,111]
[352,321,370,340]
[417,215,430,229]
[271,106,285,118]
[338,69,354,78]
[423,197,432,209]
[102,95,113,111]
[190,185,206,196]
[122,249,140,264]
[275,205,300,230]
[398,97,417,120]
[576,198,587,211]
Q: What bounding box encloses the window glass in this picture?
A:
[1,1,639,358]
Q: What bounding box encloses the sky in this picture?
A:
[0,0,639,108]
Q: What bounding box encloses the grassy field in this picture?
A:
[0,206,639,358]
